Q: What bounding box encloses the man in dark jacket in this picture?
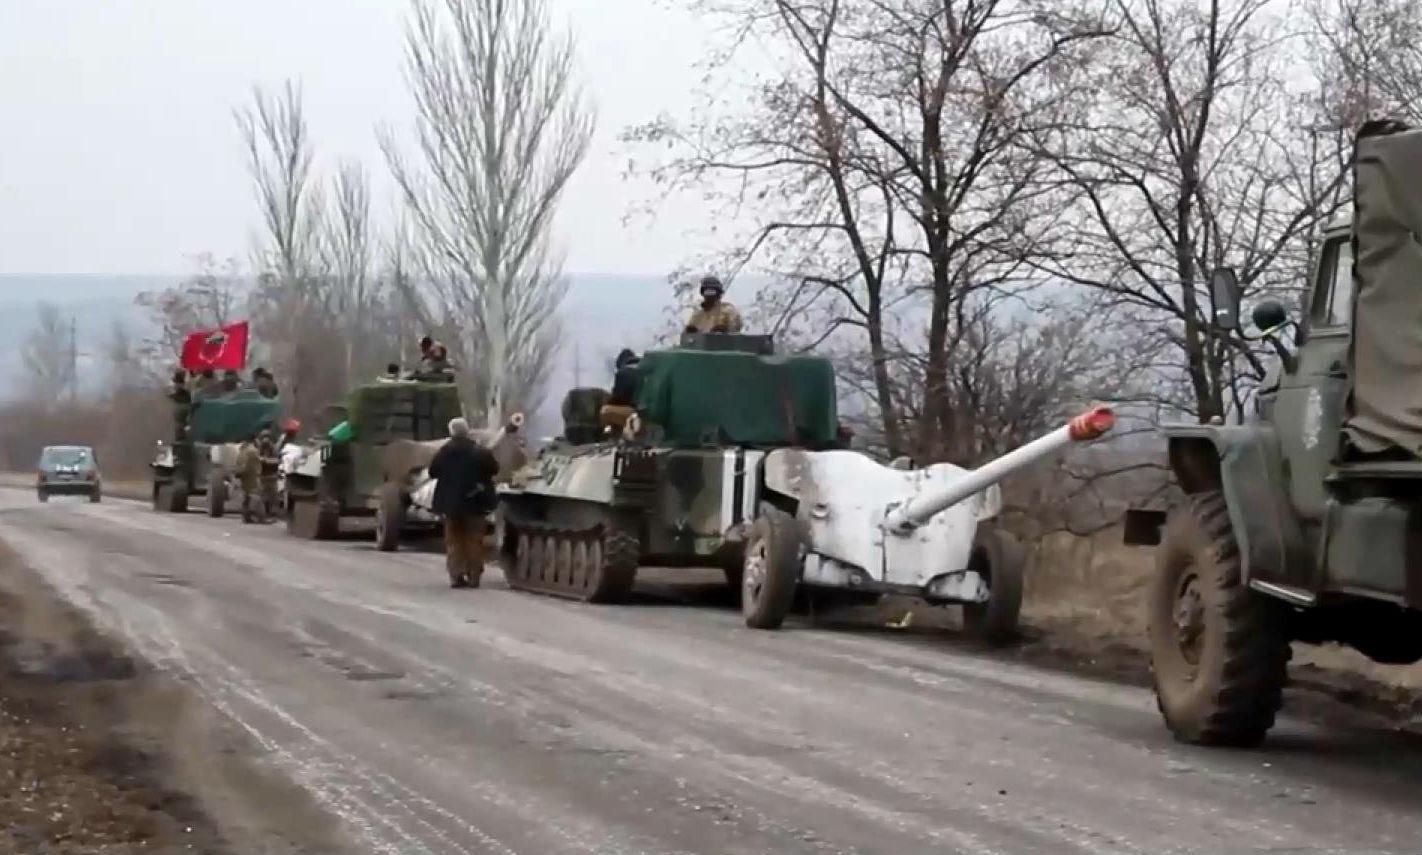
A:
[428,417,500,588]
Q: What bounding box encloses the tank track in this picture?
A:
[500,516,640,603]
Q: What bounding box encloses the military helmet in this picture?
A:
[699,274,725,297]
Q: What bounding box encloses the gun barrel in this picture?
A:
[883,406,1115,532]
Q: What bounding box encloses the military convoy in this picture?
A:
[151,389,282,515]
[494,332,1114,640]
[1124,121,1422,747]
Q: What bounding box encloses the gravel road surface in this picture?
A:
[1,487,1420,855]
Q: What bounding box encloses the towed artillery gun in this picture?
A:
[496,332,1116,640]
[373,412,529,552]
[281,379,463,540]
[1123,120,1422,747]
[151,389,282,515]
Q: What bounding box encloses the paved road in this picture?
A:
[2,489,1421,854]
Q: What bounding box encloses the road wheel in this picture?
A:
[168,487,189,514]
[375,483,405,552]
[37,488,48,503]
[1149,490,1290,747]
[151,482,164,511]
[207,471,226,517]
[742,504,802,630]
[289,497,338,540]
[588,522,639,603]
[962,526,1025,645]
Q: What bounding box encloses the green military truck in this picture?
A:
[1125,120,1422,746]
[151,389,282,514]
[282,380,464,540]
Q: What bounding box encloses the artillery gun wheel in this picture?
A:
[1149,491,1290,747]
[961,526,1025,645]
[742,504,802,630]
[153,483,188,514]
[375,483,405,552]
[207,471,227,518]
[289,496,339,540]
[501,515,639,603]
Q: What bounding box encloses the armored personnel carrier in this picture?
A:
[282,379,464,540]
[496,332,833,602]
[151,389,282,514]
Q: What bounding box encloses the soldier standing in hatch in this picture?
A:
[428,417,500,588]
[167,368,192,441]
[252,367,279,398]
[684,275,744,334]
[194,368,221,399]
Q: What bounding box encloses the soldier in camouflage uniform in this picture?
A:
[684,275,743,334]
[167,368,192,441]
[256,429,280,520]
[236,434,262,523]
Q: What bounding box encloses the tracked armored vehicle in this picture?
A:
[151,389,282,515]
[282,379,464,540]
[497,333,1113,640]
[496,333,835,602]
[1124,121,1422,746]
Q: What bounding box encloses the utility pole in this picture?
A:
[68,315,77,402]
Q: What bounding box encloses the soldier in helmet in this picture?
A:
[236,432,263,523]
[684,274,743,334]
[251,367,279,398]
[256,428,280,520]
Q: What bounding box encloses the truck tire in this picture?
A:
[154,483,187,513]
[962,526,1025,645]
[37,488,48,503]
[207,471,227,518]
[289,496,339,540]
[375,483,405,552]
[1149,490,1290,747]
[89,488,101,504]
[742,504,802,630]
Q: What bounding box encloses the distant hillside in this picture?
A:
[0,272,674,429]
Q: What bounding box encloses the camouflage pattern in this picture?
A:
[685,301,744,334]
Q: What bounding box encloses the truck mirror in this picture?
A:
[1251,299,1288,334]
[1210,267,1240,331]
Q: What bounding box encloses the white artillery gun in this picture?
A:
[376,412,528,551]
[741,406,1117,640]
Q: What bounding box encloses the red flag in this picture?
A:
[180,321,250,372]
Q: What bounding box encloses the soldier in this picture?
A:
[219,369,242,393]
[684,275,743,334]
[252,367,279,398]
[194,368,222,399]
[256,429,280,520]
[167,368,192,441]
[428,417,501,588]
[608,348,640,407]
[235,433,262,523]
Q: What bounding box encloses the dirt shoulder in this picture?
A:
[0,540,342,855]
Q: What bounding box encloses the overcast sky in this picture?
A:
[0,0,724,277]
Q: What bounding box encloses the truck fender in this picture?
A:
[1125,423,1307,585]
[760,448,809,514]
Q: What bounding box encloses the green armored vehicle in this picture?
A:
[151,389,282,514]
[282,379,464,540]
[496,332,842,602]
[1124,120,1422,746]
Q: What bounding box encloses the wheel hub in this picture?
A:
[744,540,767,601]
[1174,574,1205,667]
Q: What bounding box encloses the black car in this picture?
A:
[36,445,102,503]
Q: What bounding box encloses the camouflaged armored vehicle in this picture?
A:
[151,389,282,515]
[1125,120,1422,747]
[282,379,464,540]
[496,332,843,602]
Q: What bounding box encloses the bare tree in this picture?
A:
[381,0,594,426]
[236,79,332,415]
[1030,0,1351,422]
[18,302,75,402]
[133,253,246,381]
[1309,0,1422,127]
[626,0,1111,461]
[319,160,381,385]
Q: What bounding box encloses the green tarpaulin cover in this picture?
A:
[1347,125,1422,457]
[188,391,281,444]
[634,349,837,447]
[345,382,463,444]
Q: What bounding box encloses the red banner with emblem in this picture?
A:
[179,321,250,372]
